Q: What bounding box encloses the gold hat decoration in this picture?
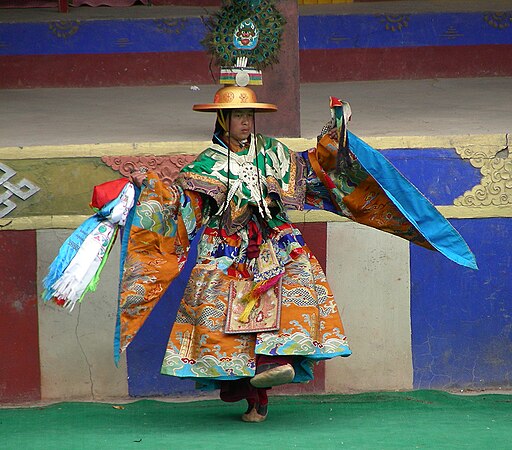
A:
[193,86,277,112]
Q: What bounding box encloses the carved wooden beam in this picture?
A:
[101,154,196,186]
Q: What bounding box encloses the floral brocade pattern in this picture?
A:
[118,132,439,377]
[118,175,193,353]
[161,248,351,381]
[307,135,432,249]
[119,135,394,381]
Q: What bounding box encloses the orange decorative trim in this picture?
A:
[343,176,433,250]
[308,139,342,212]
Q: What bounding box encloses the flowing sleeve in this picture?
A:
[300,132,477,270]
[114,173,208,361]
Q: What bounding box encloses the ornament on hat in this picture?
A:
[202,0,286,87]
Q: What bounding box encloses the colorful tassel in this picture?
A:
[237,273,283,323]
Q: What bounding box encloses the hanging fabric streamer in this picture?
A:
[42,180,135,311]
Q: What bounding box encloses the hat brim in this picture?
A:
[193,102,277,112]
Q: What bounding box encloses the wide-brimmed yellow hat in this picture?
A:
[193,86,277,112]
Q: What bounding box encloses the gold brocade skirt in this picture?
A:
[160,249,351,382]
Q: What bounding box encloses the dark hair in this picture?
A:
[215,110,230,134]
[213,110,230,148]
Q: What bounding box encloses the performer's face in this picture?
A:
[228,109,254,142]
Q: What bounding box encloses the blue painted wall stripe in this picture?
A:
[299,13,512,50]
[1,12,511,56]
[0,18,206,56]
[380,148,482,206]
[126,229,202,397]
[411,218,512,390]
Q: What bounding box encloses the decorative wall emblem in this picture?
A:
[0,162,40,219]
[379,15,410,32]
[453,140,512,208]
[101,155,196,186]
[154,18,188,34]
[483,12,512,29]
[49,21,81,39]
[441,26,463,40]
[116,38,132,49]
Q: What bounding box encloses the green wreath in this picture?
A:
[202,0,286,70]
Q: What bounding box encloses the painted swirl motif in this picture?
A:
[483,12,512,29]
[154,18,188,34]
[379,14,410,32]
[454,144,512,207]
[101,155,196,186]
[49,21,80,39]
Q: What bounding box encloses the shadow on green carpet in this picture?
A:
[1,390,512,449]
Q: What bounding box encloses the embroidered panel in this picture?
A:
[161,250,350,381]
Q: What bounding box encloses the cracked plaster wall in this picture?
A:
[37,229,128,401]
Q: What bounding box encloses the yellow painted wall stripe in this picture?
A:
[0,134,506,159]
[2,205,511,231]
[1,133,509,229]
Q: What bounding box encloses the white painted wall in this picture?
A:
[325,222,413,392]
[37,230,128,401]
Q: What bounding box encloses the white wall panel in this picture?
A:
[325,222,413,392]
[37,230,128,400]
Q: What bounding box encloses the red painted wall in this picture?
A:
[300,45,512,82]
[0,230,41,403]
[0,52,214,89]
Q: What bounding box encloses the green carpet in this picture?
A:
[1,391,511,449]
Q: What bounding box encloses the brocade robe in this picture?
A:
[116,132,475,384]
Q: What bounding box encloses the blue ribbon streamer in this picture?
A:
[348,130,477,270]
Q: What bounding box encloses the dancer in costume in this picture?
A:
[117,86,476,422]
[44,0,477,423]
[44,86,476,423]
[126,86,351,423]
[44,86,476,422]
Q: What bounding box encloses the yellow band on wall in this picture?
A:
[1,134,510,230]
